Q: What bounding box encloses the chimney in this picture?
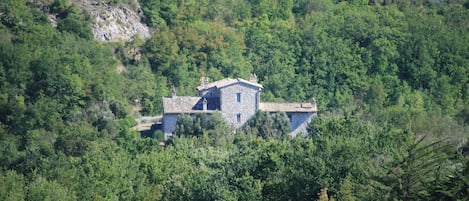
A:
[200,77,205,87]
[249,73,258,83]
[171,87,177,97]
[202,98,207,111]
[311,97,317,108]
[200,77,210,87]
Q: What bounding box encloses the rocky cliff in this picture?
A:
[70,0,151,42]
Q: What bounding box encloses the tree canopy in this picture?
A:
[0,0,468,200]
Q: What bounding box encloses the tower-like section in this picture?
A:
[219,81,261,128]
[197,77,262,128]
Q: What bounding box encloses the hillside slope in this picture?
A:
[69,0,151,41]
[0,0,468,200]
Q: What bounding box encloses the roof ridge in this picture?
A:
[196,77,263,91]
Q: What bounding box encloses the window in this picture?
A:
[236,114,241,122]
[236,93,241,102]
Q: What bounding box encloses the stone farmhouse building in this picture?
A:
[162,76,317,138]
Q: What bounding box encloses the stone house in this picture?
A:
[162,76,317,138]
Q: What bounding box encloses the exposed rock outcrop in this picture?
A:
[70,0,151,42]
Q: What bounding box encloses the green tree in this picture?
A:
[375,138,453,200]
[75,140,146,200]
[207,111,232,146]
[54,121,99,157]
[428,157,469,200]
[26,177,76,201]
[56,5,93,40]
[173,114,195,137]
[245,111,290,140]
[144,26,179,77]
[0,171,26,201]
[140,0,178,27]
[338,175,356,201]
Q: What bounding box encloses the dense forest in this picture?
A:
[1,0,468,200]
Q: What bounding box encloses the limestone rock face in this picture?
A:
[71,1,151,42]
[91,5,151,41]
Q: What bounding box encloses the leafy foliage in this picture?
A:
[0,0,468,200]
[245,111,290,140]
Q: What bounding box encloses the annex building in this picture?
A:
[162,75,317,138]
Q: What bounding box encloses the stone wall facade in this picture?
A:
[162,114,178,138]
[288,112,316,136]
[219,83,260,128]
